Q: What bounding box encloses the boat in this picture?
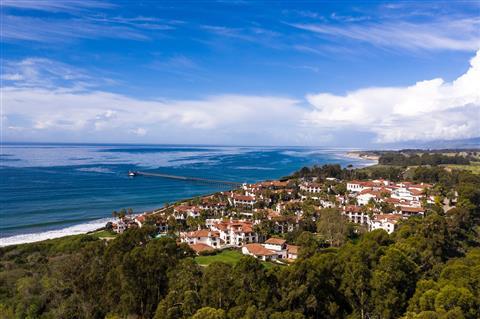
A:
[128,171,137,177]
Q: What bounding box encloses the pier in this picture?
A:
[131,171,243,187]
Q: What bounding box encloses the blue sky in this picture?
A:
[2,0,480,146]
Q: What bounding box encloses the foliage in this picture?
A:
[1,167,479,319]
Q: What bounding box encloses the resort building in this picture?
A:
[347,181,371,193]
[370,214,402,234]
[174,205,201,219]
[286,245,300,260]
[264,237,287,259]
[211,220,258,246]
[343,205,371,226]
[242,243,278,261]
[241,238,300,261]
[230,194,256,207]
[300,182,323,193]
[180,229,222,248]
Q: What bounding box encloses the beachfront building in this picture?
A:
[347,181,371,193]
[343,205,371,226]
[264,237,287,259]
[241,238,300,261]
[356,189,383,206]
[180,229,222,248]
[299,182,323,193]
[286,244,300,260]
[370,214,402,234]
[230,194,256,207]
[242,243,278,261]
[200,197,227,212]
[398,206,425,217]
[134,215,146,228]
[174,205,201,219]
[211,220,258,246]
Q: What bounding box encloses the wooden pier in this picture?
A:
[132,171,242,187]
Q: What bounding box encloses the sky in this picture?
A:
[1,0,480,147]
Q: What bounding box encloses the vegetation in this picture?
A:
[195,250,244,266]
[378,152,472,166]
[1,165,479,319]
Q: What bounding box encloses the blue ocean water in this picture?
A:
[0,144,372,245]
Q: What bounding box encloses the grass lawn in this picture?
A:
[441,162,480,174]
[195,249,244,266]
[195,249,283,268]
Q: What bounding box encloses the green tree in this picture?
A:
[371,247,419,319]
[191,307,226,319]
[316,208,350,247]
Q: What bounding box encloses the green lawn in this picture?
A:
[441,162,480,174]
[195,249,244,266]
[195,249,283,269]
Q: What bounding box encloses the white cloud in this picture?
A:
[129,128,147,136]
[2,58,90,87]
[3,51,480,145]
[290,18,480,52]
[1,0,114,12]
[3,86,304,144]
[305,49,480,142]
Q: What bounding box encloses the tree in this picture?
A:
[200,262,234,309]
[434,285,475,317]
[316,208,350,247]
[338,230,391,319]
[295,231,322,258]
[191,307,226,319]
[371,247,419,319]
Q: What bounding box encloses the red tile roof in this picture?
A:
[399,206,424,213]
[244,243,276,256]
[345,205,362,213]
[135,215,146,223]
[374,214,402,223]
[233,194,255,201]
[185,229,219,238]
[174,205,200,212]
[265,237,286,245]
[287,244,300,255]
[189,243,215,253]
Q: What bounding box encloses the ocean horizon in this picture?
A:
[0,143,375,246]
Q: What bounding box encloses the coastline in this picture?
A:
[344,151,380,165]
[0,152,376,248]
[0,218,115,247]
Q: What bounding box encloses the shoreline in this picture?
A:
[344,151,380,165]
[0,218,115,247]
[0,151,375,248]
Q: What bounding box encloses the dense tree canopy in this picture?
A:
[1,166,479,319]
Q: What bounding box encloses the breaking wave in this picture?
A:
[0,218,114,247]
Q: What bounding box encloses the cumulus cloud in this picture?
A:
[3,51,479,145]
[129,128,147,136]
[3,86,304,144]
[305,49,480,142]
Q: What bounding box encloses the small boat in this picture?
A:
[128,171,137,177]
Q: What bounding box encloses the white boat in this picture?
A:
[128,171,137,177]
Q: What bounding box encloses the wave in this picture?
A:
[0,217,114,247]
[76,167,114,174]
[234,166,275,170]
[0,144,249,168]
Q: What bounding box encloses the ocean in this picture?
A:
[0,144,374,246]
